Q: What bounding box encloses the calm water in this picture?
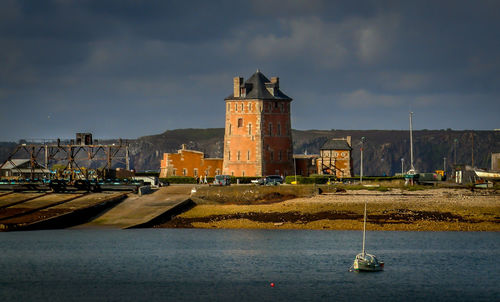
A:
[0,229,498,302]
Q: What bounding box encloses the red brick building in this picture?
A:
[294,154,320,176]
[223,70,294,177]
[160,144,223,178]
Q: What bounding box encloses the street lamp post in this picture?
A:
[360,137,366,183]
[409,112,415,173]
[293,156,297,185]
[401,158,404,176]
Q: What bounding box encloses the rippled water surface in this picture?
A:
[0,229,498,301]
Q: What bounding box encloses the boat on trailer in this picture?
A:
[352,202,384,272]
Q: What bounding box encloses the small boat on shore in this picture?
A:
[474,170,500,181]
[352,202,384,272]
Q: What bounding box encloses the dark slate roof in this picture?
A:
[225,70,292,100]
[320,139,352,151]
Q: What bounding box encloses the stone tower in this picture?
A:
[223,70,294,177]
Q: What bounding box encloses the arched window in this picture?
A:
[238,118,243,128]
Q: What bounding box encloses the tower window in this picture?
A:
[269,123,273,136]
[270,151,274,161]
[228,151,231,160]
[240,103,244,111]
[249,103,252,111]
[235,103,238,111]
[248,123,252,135]
[275,102,278,108]
[277,123,281,136]
[247,150,250,160]
[279,150,282,161]
[238,118,243,128]
[237,151,241,161]
[229,124,232,135]
[182,168,187,176]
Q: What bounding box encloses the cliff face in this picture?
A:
[1,129,499,176]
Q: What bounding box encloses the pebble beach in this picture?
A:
[157,188,500,231]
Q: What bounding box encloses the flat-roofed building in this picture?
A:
[160,144,223,178]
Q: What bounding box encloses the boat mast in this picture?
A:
[362,202,367,256]
[409,111,415,173]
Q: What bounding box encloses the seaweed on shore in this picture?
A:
[155,209,494,228]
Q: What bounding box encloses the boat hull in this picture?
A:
[353,261,384,271]
[474,170,500,181]
[353,253,384,272]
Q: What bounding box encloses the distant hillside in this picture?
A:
[123,129,500,175]
[1,129,499,176]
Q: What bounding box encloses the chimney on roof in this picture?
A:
[346,136,351,147]
[233,77,243,98]
[271,77,279,88]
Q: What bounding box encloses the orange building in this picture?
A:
[223,70,294,177]
[317,137,354,178]
[159,144,223,178]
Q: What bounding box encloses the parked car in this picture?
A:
[212,175,231,186]
[264,175,283,185]
[251,178,265,185]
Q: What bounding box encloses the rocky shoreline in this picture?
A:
[156,188,500,231]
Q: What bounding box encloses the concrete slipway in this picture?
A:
[79,185,193,229]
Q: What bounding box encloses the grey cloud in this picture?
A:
[1,0,499,141]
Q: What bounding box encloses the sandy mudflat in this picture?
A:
[157,188,500,231]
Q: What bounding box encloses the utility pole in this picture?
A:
[454,138,458,165]
[125,145,130,171]
[471,132,474,168]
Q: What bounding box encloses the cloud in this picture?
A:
[337,89,404,108]
[356,14,400,64]
[0,0,499,140]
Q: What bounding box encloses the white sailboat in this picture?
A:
[352,202,384,272]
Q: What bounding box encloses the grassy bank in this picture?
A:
[157,187,499,231]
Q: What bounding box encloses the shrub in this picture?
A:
[160,176,197,184]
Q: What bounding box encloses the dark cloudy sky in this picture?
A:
[1,0,499,141]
